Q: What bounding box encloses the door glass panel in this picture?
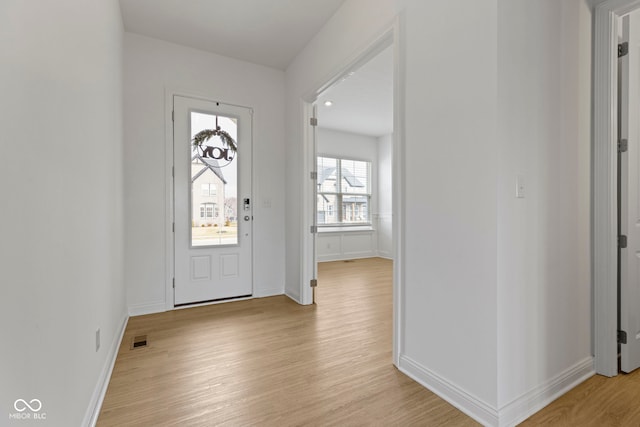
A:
[190,112,238,247]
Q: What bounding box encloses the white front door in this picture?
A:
[173,95,253,305]
[620,14,640,373]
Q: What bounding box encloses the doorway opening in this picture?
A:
[300,24,403,365]
[594,0,640,377]
[313,45,394,307]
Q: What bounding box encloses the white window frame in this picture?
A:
[201,183,217,197]
[317,156,371,227]
[200,202,216,219]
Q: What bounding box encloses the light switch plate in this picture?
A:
[516,175,525,198]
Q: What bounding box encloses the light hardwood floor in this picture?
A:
[520,367,640,426]
[98,258,640,426]
[97,258,477,426]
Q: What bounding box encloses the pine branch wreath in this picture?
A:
[192,127,237,153]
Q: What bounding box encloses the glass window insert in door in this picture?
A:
[190,111,238,247]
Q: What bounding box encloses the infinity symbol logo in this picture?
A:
[14,399,42,412]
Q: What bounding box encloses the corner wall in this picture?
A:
[400,0,499,415]
[0,1,126,425]
[496,0,593,422]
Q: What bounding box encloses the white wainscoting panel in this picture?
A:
[317,230,377,262]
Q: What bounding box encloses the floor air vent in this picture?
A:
[131,335,148,349]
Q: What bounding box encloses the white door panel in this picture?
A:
[173,96,252,305]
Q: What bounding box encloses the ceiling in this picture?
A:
[119,0,392,137]
[119,0,346,70]
[317,46,393,137]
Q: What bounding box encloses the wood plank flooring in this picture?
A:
[97,258,477,426]
[98,257,640,426]
[520,368,640,426]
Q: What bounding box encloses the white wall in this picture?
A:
[496,0,593,420]
[318,128,379,166]
[316,128,379,261]
[402,0,499,412]
[124,33,286,314]
[0,1,126,425]
[285,0,593,425]
[377,134,393,258]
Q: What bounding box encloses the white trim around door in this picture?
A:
[593,0,640,377]
[164,89,255,311]
[299,16,405,366]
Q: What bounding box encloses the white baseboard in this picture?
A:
[399,355,499,426]
[129,291,286,314]
[399,354,595,427]
[497,356,594,426]
[318,253,376,262]
[254,287,285,298]
[83,313,129,427]
[128,301,166,316]
[284,290,302,304]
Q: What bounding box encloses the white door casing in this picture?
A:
[299,22,402,365]
[173,95,253,305]
[311,105,318,301]
[593,0,640,377]
[620,13,640,373]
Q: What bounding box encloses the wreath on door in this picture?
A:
[191,116,237,154]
